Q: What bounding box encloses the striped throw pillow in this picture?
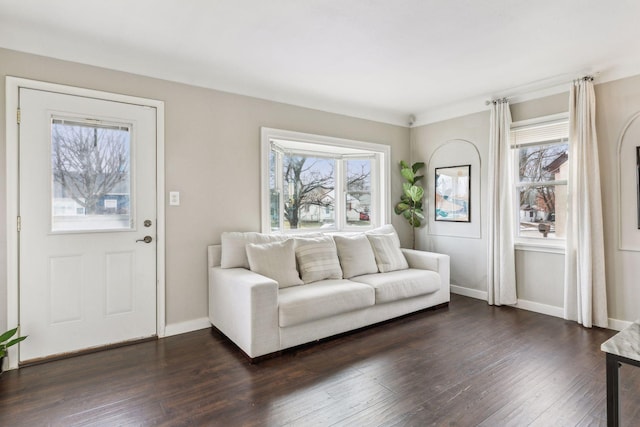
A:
[294,235,343,284]
[366,233,409,273]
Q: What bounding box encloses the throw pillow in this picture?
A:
[366,233,409,273]
[246,239,303,288]
[333,234,378,278]
[220,231,286,269]
[294,235,343,284]
[366,224,402,246]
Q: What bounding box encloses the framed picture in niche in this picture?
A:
[435,164,471,222]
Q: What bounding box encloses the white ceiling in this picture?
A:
[2,0,640,126]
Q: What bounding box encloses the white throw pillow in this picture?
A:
[246,239,303,288]
[366,233,409,273]
[333,234,378,278]
[220,231,286,269]
[366,224,402,246]
[294,235,343,284]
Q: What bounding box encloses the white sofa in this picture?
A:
[207,226,450,361]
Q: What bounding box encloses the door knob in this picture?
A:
[136,236,153,243]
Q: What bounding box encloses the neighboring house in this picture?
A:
[297,189,371,224]
[52,174,130,216]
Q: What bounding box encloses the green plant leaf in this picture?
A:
[407,185,424,203]
[402,182,412,197]
[397,160,426,229]
[400,167,414,183]
[394,202,410,215]
[0,327,18,343]
[5,336,27,348]
[412,162,425,173]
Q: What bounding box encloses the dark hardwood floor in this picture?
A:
[1,294,638,426]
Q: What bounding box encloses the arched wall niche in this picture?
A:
[618,111,640,251]
[427,139,482,239]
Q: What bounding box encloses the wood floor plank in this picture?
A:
[1,294,636,426]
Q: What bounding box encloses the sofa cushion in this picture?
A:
[221,232,287,269]
[246,239,303,288]
[350,268,440,303]
[294,235,343,284]
[278,279,375,327]
[366,233,409,273]
[333,234,378,279]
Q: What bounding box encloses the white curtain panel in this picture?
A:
[564,78,608,328]
[487,100,517,306]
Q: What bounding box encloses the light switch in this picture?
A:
[169,191,180,206]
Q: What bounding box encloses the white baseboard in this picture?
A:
[515,299,564,319]
[450,285,488,300]
[513,302,633,331]
[164,317,211,337]
[608,318,633,331]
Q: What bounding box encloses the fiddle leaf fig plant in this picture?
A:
[0,326,27,359]
[394,161,425,249]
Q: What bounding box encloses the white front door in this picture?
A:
[18,88,158,363]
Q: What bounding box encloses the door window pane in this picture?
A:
[51,118,132,232]
[346,159,371,226]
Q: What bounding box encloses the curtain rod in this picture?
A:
[484,73,597,106]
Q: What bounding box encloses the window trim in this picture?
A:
[260,127,390,234]
[511,113,569,251]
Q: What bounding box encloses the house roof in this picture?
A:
[2,1,640,126]
[545,151,569,174]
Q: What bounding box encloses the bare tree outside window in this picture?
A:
[517,143,568,238]
[52,121,130,216]
[283,156,335,229]
[276,155,372,229]
[264,132,386,233]
[50,119,133,232]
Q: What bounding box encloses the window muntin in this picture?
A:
[262,128,388,234]
[51,117,132,232]
[511,116,569,241]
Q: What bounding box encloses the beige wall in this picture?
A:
[411,111,490,293]
[0,48,411,332]
[595,74,640,326]
[412,77,640,324]
[5,45,639,330]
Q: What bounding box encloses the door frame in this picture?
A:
[5,77,166,370]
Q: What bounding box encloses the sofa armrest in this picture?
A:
[209,267,280,358]
[401,248,450,294]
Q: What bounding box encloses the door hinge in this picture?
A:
[17,216,21,232]
[17,108,20,124]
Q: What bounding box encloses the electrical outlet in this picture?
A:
[169,191,180,206]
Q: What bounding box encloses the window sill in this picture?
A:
[515,240,565,254]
